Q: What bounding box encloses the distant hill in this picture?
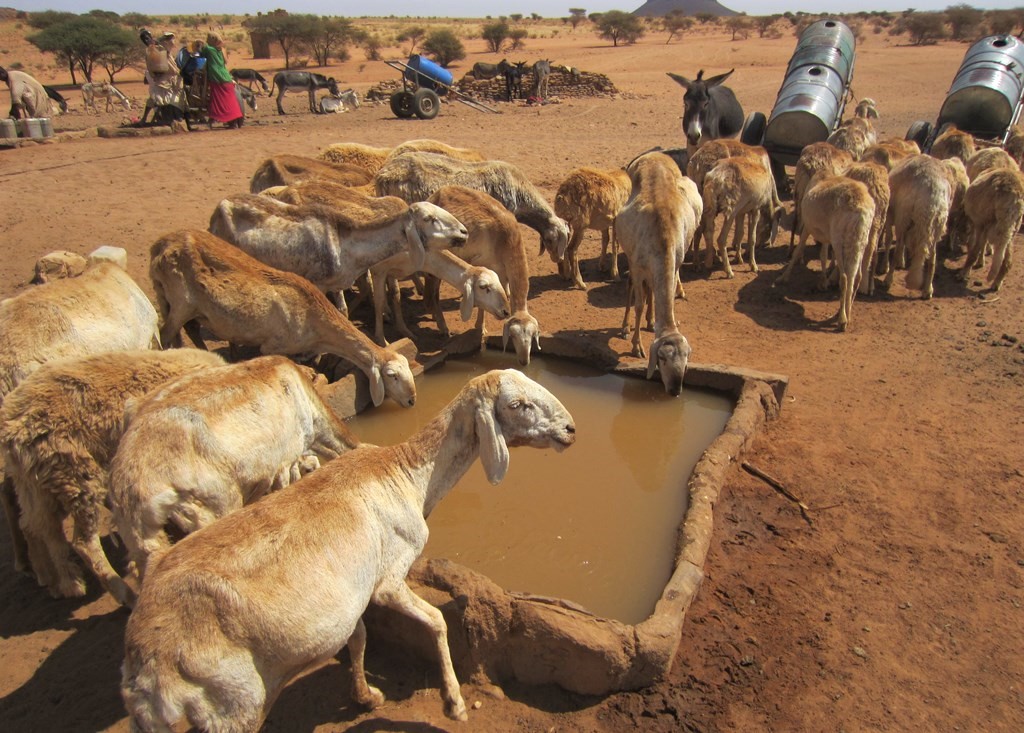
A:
[632,0,739,17]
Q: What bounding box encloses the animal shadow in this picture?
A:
[0,609,127,732]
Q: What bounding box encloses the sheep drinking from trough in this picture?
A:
[374,151,570,264]
[369,248,510,346]
[110,355,360,579]
[426,185,540,364]
[149,229,417,408]
[120,369,576,731]
[614,151,696,395]
[0,349,225,605]
[208,193,468,313]
[249,154,373,193]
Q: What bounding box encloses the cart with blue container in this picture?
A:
[383,54,498,119]
[740,19,857,189]
[906,34,1024,152]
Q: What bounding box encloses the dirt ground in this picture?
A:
[1,21,1023,733]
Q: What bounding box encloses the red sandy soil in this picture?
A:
[1,21,1023,733]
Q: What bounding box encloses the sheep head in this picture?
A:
[370,352,416,408]
[502,311,541,366]
[473,369,576,484]
[460,267,510,322]
[647,331,691,396]
[541,216,570,263]
[406,202,469,272]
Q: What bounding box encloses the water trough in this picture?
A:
[316,333,787,696]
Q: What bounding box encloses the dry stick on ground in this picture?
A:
[741,461,814,526]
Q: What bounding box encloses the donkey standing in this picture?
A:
[667,69,744,152]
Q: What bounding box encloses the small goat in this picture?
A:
[958,167,1024,291]
[884,154,953,298]
[121,369,576,731]
[701,155,783,277]
[553,166,632,288]
[149,229,417,408]
[0,349,224,605]
[110,355,359,579]
[783,173,874,330]
[827,117,877,160]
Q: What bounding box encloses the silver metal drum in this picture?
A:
[938,35,1024,139]
[763,19,856,165]
[787,19,856,82]
[764,65,847,165]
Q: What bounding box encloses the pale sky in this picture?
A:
[14,0,1024,19]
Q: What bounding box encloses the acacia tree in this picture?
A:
[307,17,357,66]
[28,15,137,83]
[396,25,427,54]
[725,15,752,40]
[945,4,983,40]
[595,10,644,46]
[568,8,587,31]
[663,11,694,43]
[247,13,317,69]
[98,37,144,83]
[482,20,511,52]
[422,28,466,67]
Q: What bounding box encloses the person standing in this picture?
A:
[0,66,52,119]
[200,32,243,129]
[142,31,186,125]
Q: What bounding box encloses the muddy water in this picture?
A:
[347,351,733,624]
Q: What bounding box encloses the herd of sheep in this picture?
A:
[1,116,1022,729]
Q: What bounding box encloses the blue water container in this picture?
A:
[404,54,453,94]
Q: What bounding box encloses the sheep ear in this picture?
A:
[533,330,542,352]
[459,279,475,322]
[647,340,659,380]
[476,406,509,485]
[404,217,426,272]
[369,363,385,406]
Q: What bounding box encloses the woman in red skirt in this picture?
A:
[200,32,244,128]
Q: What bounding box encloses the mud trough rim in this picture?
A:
[318,333,788,697]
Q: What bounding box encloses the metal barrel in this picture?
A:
[937,35,1024,139]
[763,19,856,165]
[403,54,454,94]
[0,118,16,139]
[787,19,856,82]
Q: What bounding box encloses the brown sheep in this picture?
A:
[958,167,1024,291]
[929,124,976,164]
[553,166,632,288]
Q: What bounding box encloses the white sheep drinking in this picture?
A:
[121,369,576,731]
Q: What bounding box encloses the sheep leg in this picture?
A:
[702,212,718,270]
[776,228,809,285]
[632,283,647,358]
[1,477,30,574]
[747,210,761,273]
[423,277,449,338]
[620,276,634,339]
[328,290,349,317]
[375,582,468,722]
[990,237,1012,292]
[347,617,385,709]
[715,212,737,279]
[922,245,936,300]
[599,228,620,281]
[71,530,136,606]
[182,320,210,351]
[390,277,418,341]
[560,227,587,289]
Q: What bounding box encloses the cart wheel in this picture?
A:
[413,88,441,120]
[390,91,416,119]
[741,111,767,146]
[906,120,933,153]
